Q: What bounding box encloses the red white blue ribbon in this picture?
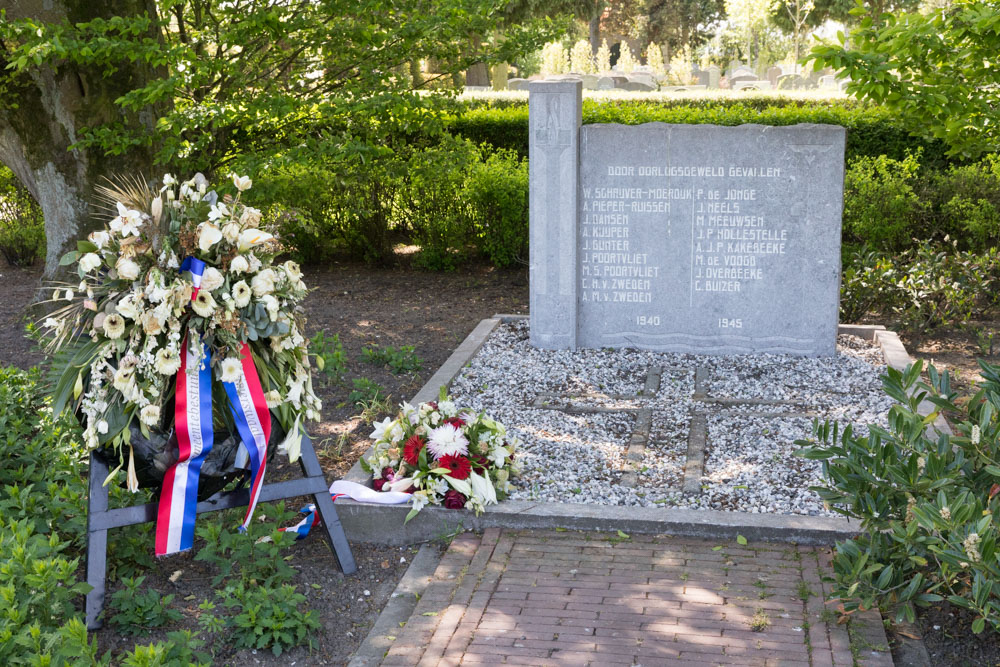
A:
[223,343,272,533]
[155,257,272,556]
[156,335,213,556]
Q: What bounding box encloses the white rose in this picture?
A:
[230,255,249,274]
[222,222,241,244]
[231,280,252,308]
[198,223,223,253]
[79,253,102,273]
[231,173,253,192]
[238,228,273,252]
[251,269,277,297]
[116,257,141,281]
[240,206,262,228]
[89,230,111,250]
[116,296,139,320]
[200,266,224,292]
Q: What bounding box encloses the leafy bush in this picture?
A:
[108,576,183,635]
[929,155,1000,249]
[194,504,299,587]
[465,148,529,268]
[447,99,957,167]
[796,360,1000,632]
[843,152,926,251]
[361,344,423,374]
[310,331,347,384]
[0,166,45,267]
[220,582,320,657]
[119,631,210,667]
[839,242,1000,331]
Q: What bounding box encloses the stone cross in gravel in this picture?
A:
[527,78,846,356]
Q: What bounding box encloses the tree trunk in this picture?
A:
[589,14,601,54]
[464,34,490,87]
[0,0,162,279]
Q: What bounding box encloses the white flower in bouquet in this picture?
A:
[63,289,74,301]
[198,222,223,252]
[283,261,303,281]
[200,266,224,292]
[231,280,252,307]
[259,293,279,319]
[222,222,241,244]
[427,423,469,459]
[116,257,141,281]
[79,252,102,273]
[239,228,273,252]
[265,390,282,408]
[247,253,262,273]
[191,290,217,318]
[102,313,126,339]
[154,348,181,375]
[89,230,111,249]
[438,400,457,417]
[219,357,242,383]
[97,419,109,435]
[251,269,277,297]
[141,311,164,336]
[150,196,162,223]
[240,206,262,228]
[111,202,144,237]
[401,402,419,426]
[489,446,508,467]
[113,366,136,394]
[229,255,250,274]
[162,173,177,189]
[116,295,139,320]
[208,202,230,223]
[370,417,396,442]
[232,173,253,192]
[140,404,160,427]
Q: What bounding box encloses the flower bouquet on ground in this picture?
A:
[40,172,322,555]
[359,389,519,522]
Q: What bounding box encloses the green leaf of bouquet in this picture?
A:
[429,467,451,475]
[404,507,419,524]
[442,475,472,495]
[59,250,80,266]
[76,240,98,253]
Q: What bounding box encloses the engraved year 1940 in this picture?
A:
[637,316,661,326]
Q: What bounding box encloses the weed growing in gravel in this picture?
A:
[108,576,183,635]
[361,344,422,374]
[749,608,771,632]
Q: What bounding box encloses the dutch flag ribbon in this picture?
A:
[155,258,272,556]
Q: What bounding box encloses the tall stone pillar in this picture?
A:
[528,79,582,350]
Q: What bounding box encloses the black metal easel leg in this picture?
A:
[299,437,357,574]
[85,452,110,630]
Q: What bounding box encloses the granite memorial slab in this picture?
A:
[528,79,846,356]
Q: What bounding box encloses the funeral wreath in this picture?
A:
[41,172,321,555]
[360,389,519,522]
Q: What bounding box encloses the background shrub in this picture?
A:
[842,152,926,251]
[465,148,529,268]
[0,165,45,266]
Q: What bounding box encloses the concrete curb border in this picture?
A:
[337,317,936,546]
[346,544,442,667]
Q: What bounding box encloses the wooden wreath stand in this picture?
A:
[84,433,356,629]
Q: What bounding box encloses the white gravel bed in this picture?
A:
[448,320,893,516]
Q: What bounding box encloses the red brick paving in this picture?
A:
[380,529,893,666]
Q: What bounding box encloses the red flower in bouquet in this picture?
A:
[470,454,490,473]
[373,467,395,491]
[438,454,472,480]
[403,435,426,466]
[443,489,467,509]
[445,416,466,428]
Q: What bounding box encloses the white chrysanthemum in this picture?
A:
[116,257,140,281]
[140,404,160,427]
[103,313,126,339]
[239,228,273,252]
[79,252,102,273]
[198,222,223,252]
[232,280,252,307]
[427,423,469,459]
[251,268,277,297]
[219,357,242,383]
[200,266,224,292]
[155,348,181,375]
[191,290,217,318]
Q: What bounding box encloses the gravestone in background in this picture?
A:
[528,79,846,356]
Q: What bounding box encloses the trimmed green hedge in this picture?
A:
[447,99,956,169]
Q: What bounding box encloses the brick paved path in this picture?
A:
[379,528,893,666]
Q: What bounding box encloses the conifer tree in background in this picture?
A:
[541,41,570,75]
[570,39,595,73]
[618,42,636,72]
[646,42,665,75]
[596,38,612,72]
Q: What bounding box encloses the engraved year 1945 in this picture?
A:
[718,318,743,329]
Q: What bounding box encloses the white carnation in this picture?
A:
[219,357,242,384]
[200,266,224,292]
[116,257,141,281]
[240,206,262,228]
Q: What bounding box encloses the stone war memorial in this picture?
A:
[528,78,846,356]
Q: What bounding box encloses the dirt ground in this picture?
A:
[5,254,1000,662]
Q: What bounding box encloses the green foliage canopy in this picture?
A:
[810,0,1000,159]
[0,0,558,174]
